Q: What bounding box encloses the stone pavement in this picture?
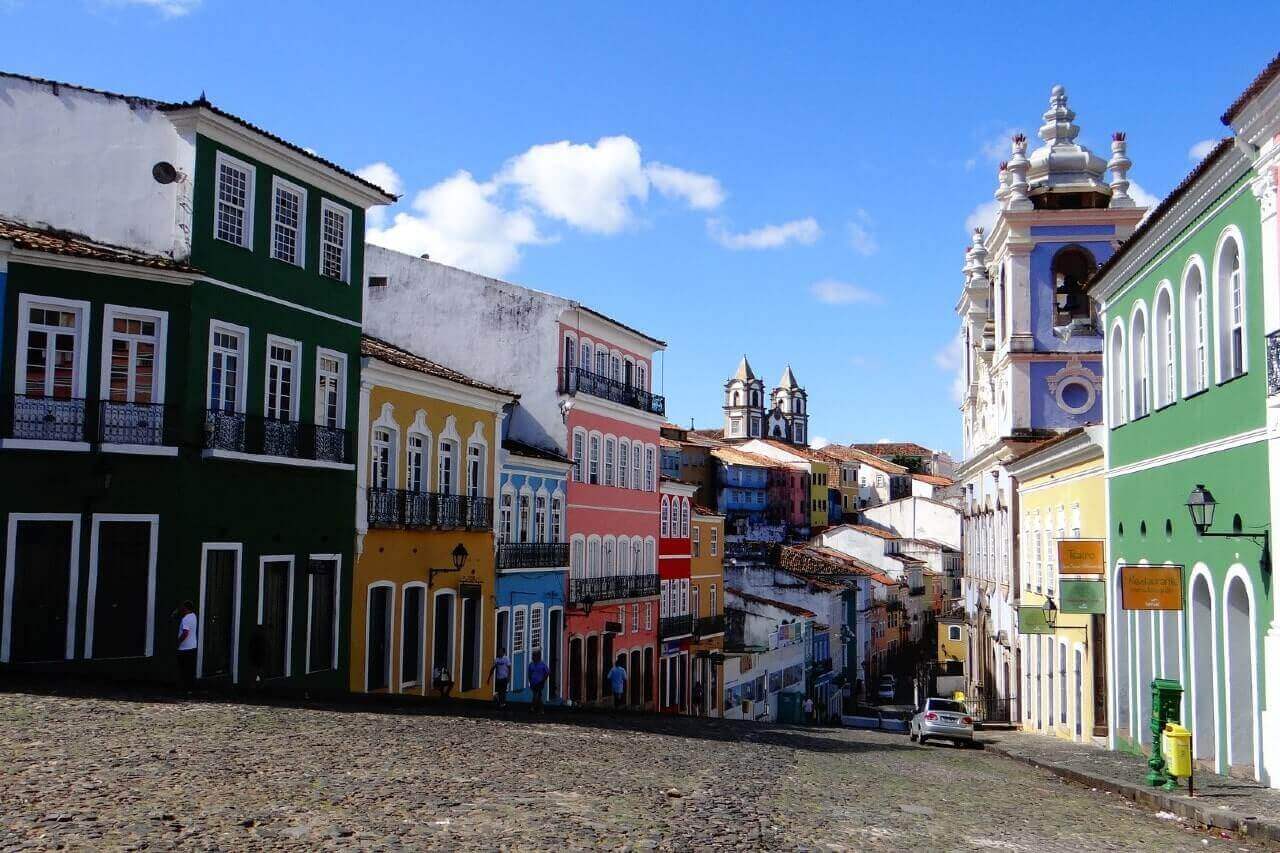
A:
[0,689,1271,851]
[983,729,1280,843]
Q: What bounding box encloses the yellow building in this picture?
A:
[937,616,967,663]
[808,458,830,529]
[1007,425,1107,743]
[350,336,516,698]
[690,505,726,716]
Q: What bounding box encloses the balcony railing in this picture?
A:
[694,614,725,637]
[496,542,570,570]
[99,400,175,446]
[204,410,352,463]
[559,367,665,417]
[568,573,659,604]
[1267,331,1280,396]
[4,395,86,442]
[660,614,693,639]
[809,657,833,675]
[366,488,493,531]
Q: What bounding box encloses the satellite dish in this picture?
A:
[152,162,180,184]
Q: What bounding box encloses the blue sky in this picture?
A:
[4,1,1278,456]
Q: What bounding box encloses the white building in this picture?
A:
[722,587,811,721]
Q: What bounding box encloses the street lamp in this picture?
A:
[429,542,470,587]
[1185,484,1270,575]
[1041,595,1059,630]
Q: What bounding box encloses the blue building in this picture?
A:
[494,439,573,704]
[809,625,837,720]
[711,446,778,539]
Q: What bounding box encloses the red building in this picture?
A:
[658,480,697,713]
[561,310,665,709]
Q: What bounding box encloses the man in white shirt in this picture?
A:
[176,601,198,694]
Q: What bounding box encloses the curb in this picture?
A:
[984,741,1280,844]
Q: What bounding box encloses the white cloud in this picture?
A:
[105,0,199,16]
[1188,139,1218,162]
[708,217,821,250]
[978,129,1022,164]
[356,162,404,197]
[645,162,725,210]
[964,199,1001,235]
[365,170,546,278]
[811,436,831,450]
[809,279,880,306]
[847,209,878,256]
[498,136,649,234]
[1128,179,1161,210]
[934,334,966,405]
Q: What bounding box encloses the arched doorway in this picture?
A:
[1224,572,1257,779]
[1137,609,1154,746]
[1112,567,1131,741]
[568,636,583,703]
[1189,571,1217,767]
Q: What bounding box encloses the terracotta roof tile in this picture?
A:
[0,217,198,272]
[361,335,517,398]
[1221,52,1280,125]
[850,441,935,458]
[691,503,722,518]
[503,438,571,465]
[710,447,784,468]
[912,473,955,487]
[725,586,816,618]
[818,445,909,474]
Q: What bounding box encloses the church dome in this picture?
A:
[1025,85,1111,202]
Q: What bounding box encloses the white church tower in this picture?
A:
[723,355,765,439]
[770,365,808,446]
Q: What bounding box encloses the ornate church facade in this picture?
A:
[723,357,809,446]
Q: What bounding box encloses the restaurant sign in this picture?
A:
[1057,539,1105,575]
[1017,605,1053,635]
[1060,579,1106,614]
[1120,564,1183,611]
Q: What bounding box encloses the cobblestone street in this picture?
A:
[0,691,1267,851]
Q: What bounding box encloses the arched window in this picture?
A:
[632,538,642,574]
[571,536,585,578]
[551,494,564,542]
[564,335,576,372]
[618,536,631,575]
[499,487,514,542]
[1130,304,1149,419]
[603,537,616,576]
[580,341,593,374]
[750,389,760,407]
[1215,231,1246,382]
[1181,258,1209,395]
[587,537,601,578]
[588,434,601,484]
[618,439,630,489]
[631,444,642,491]
[1052,246,1097,328]
[1153,284,1176,408]
[681,499,690,537]
[660,496,670,537]
[1108,322,1127,426]
[371,427,395,490]
[604,436,616,486]
[637,363,647,391]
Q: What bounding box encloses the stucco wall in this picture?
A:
[861,497,961,551]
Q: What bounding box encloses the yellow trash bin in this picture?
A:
[1164,722,1192,779]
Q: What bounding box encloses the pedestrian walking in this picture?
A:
[175,601,197,695]
[691,680,705,716]
[488,648,512,708]
[607,656,627,711]
[803,696,816,725]
[527,649,550,714]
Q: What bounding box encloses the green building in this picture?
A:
[0,73,393,691]
[1089,136,1269,781]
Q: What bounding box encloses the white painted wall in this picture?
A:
[363,245,573,452]
[817,527,900,578]
[0,76,193,259]
[862,497,961,551]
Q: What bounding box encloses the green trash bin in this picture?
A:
[1148,678,1183,788]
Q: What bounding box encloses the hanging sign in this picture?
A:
[1057,539,1105,575]
[1060,579,1106,614]
[1017,605,1053,635]
[1120,564,1183,611]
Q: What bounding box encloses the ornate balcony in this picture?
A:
[99,400,173,446]
[366,488,493,531]
[1267,330,1280,396]
[693,614,725,637]
[568,573,659,605]
[4,394,86,442]
[559,367,665,417]
[204,410,351,463]
[660,613,693,639]
[496,542,570,570]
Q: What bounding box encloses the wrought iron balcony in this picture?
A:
[1267,330,1280,396]
[366,488,493,531]
[204,410,352,463]
[99,400,174,445]
[661,614,694,639]
[568,573,659,604]
[693,614,725,637]
[4,394,86,442]
[559,367,665,417]
[496,542,570,570]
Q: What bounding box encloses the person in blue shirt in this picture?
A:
[527,650,551,714]
[487,648,512,708]
[607,656,627,710]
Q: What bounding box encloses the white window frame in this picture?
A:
[15,293,91,400]
[320,198,353,283]
[572,428,586,483]
[604,436,616,487]
[397,580,427,689]
[197,542,243,681]
[257,555,296,678]
[364,580,396,692]
[499,486,516,542]
[1152,282,1176,408]
[270,175,307,266]
[2,513,82,663]
[207,319,249,414]
[1129,301,1150,419]
[534,489,549,543]
[305,553,342,675]
[589,432,602,484]
[85,513,159,659]
[1213,228,1248,383]
[1180,256,1209,397]
[551,492,565,542]
[1108,319,1127,427]
[214,150,256,249]
[314,348,347,430]
[100,304,169,406]
[431,588,458,681]
[263,334,302,422]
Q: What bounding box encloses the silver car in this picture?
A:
[909,698,975,746]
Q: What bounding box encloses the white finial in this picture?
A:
[1007,134,1033,211]
[1039,85,1079,146]
[1108,132,1134,208]
[994,161,1011,207]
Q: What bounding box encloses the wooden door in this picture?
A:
[92,521,150,659]
[367,586,391,691]
[261,560,290,679]
[11,520,74,662]
[201,549,236,678]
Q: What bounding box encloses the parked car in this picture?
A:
[909,697,975,746]
[875,675,897,703]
